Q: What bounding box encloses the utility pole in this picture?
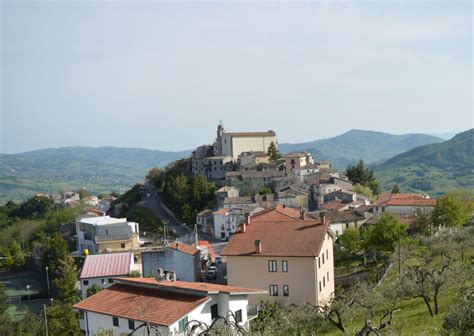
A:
[45,266,50,298]
[194,223,199,246]
[43,304,49,336]
[398,227,401,276]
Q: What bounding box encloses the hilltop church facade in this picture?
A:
[191,123,278,180]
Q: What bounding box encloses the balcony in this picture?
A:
[247,304,259,321]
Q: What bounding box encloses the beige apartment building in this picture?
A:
[222,205,335,306]
[282,151,315,173]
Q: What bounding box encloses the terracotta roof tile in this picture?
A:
[213,208,229,215]
[222,205,328,257]
[80,252,132,279]
[73,284,208,326]
[168,241,200,256]
[386,198,436,206]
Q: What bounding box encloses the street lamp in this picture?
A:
[45,266,50,298]
[26,285,31,301]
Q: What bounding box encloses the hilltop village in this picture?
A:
[0,123,471,336]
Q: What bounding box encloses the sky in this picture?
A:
[1,1,472,154]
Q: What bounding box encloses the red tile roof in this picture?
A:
[73,284,209,326]
[323,200,349,211]
[213,208,229,215]
[222,205,329,257]
[116,277,266,295]
[168,241,200,256]
[386,198,436,206]
[375,193,430,206]
[80,252,132,279]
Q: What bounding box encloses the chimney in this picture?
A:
[255,240,262,254]
[244,213,251,225]
[176,242,180,251]
[170,271,177,281]
[156,268,164,281]
[165,271,170,281]
[300,208,306,220]
[242,222,246,233]
[319,211,327,226]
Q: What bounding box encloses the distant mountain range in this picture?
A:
[373,129,473,196]
[0,130,468,204]
[0,147,191,204]
[279,129,443,169]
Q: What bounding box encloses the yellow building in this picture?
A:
[222,205,335,306]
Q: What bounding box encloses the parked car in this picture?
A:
[209,262,218,271]
[215,256,222,264]
[206,269,217,280]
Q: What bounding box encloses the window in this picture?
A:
[268,260,277,272]
[282,260,288,272]
[121,243,125,249]
[178,316,188,332]
[327,271,330,282]
[83,280,89,286]
[318,257,321,268]
[283,285,289,297]
[108,278,114,284]
[322,253,325,264]
[326,249,328,259]
[323,276,326,287]
[211,304,219,319]
[319,281,322,292]
[128,320,135,330]
[105,229,109,235]
[269,284,278,296]
[113,317,119,327]
[235,309,242,323]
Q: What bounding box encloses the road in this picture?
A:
[138,181,193,243]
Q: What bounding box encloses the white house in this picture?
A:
[79,252,134,298]
[213,207,263,240]
[74,277,266,335]
[374,193,436,215]
[324,210,367,237]
[76,215,141,254]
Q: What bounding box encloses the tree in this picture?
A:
[0,283,8,317]
[401,257,454,317]
[432,192,471,228]
[147,167,165,186]
[47,303,81,336]
[267,141,281,164]
[53,255,79,304]
[128,270,141,278]
[9,195,55,219]
[391,184,400,194]
[353,184,374,199]
[86,284,103,297]
[365,214,407,253]
[42,233,69,280]
[9,241,26,268]
[258,187,273,195]
[338,228,360,256]
[346,160,380,195]
[78,188,91,200]
[443,286,474,335]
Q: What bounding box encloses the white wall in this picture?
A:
[386,205,434,215]
[81,293,252,335]
[315,233,335,304]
